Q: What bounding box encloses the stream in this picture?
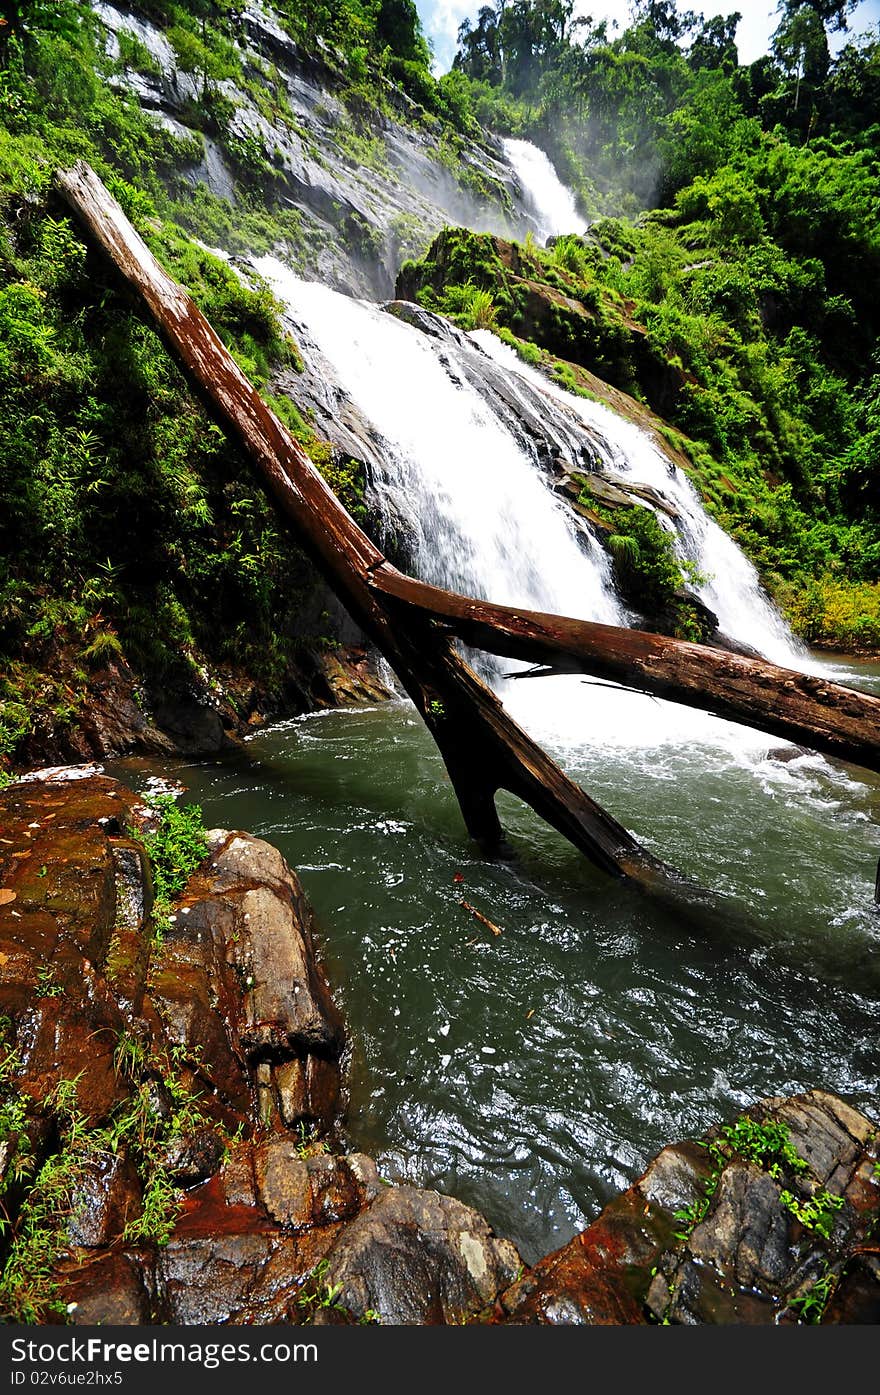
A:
[109,654,880,1262]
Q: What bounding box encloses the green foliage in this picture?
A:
[297,1258,348,1321]
[403,99,880,647]
[779,1187,845,1239]
[788,1267,838,1324]
[551,234,590,279]
[590,501,710,639]
[0,157,354,759]
[302,443,370,528]
[437,282,498,331]
[139,795,208,912]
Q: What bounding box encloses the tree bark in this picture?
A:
[369,565,880,774]
[53,161,880,894]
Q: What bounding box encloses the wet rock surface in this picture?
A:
[496,1091,880,1325]
[0,773,519,1325]
[9,634,392,776]
[1,773,877,1325]
[92,1,535,301]
[315,1185,523,1325]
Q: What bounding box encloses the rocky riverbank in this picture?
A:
[4,636,391,778]
[0,771,877,1325]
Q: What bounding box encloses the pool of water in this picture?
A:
[107,656,880,1263]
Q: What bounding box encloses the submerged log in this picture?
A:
[54,161,880,891]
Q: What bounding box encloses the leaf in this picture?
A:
[0,889,17,904]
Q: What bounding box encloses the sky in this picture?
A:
[416,0,880,73]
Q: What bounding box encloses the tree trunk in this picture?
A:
[369,565,880,774]
[53,161,880,895]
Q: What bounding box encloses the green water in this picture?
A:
[109,660,880,1262]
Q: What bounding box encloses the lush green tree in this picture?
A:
[687,12,741,72]
[375,0,430,65]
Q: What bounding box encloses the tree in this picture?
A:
[825,28,880,142]
[688,12,741,72]
[773,3,832,108]
[627,0,697,54]
[455,4,503,84]
[776,0,859,32]
[375,0,430,67]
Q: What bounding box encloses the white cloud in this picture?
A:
[417,0,476,70]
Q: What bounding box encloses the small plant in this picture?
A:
[123,1167,181,1249]
[81,629,124,668]
[138,795,208,919]
[673,1114,813,1243]
[426,698,446,719]
[113,1030,146,1081]
[551,234,589,280]
[788,1267,838,1324]
[297,1259,348,1322]
[293,1121,329,1160]
[779,1188,845,1240]
[436,281,498,332]
[34,965,62,998]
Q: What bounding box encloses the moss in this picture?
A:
[304,441,371,528]
[397,227,639,394]
[588,499,712,641]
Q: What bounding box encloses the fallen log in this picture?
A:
[54,162,880,893]
[369,566,880,774]
[53,162,675,889]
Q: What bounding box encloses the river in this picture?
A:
[108,654,880,1261]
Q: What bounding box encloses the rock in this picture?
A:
[110,837,153,931]
[67,1150,142,1247]
[316,1185,523,1324]
[62,1252,157,1326]
[208,831,344,1068]
[499,1091,880,1326]
[0,774,356,1325]
[255,1145,379,1230]
[150,698,233,756]
[93,0,532,303]
[157,1126,227,1188]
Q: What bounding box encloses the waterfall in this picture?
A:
[502,139,585,242]
[471,331,803,668]
[255,255,807,754]
[256,265,621,628]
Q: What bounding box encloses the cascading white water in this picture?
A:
[255,261,621,629]
[471,331,804,668]
[502,138,584,242]
[254,255,818,758]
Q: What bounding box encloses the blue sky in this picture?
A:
[416,0,880,73]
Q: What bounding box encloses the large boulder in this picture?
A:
[315,1185,523,1325]
[496,1090,880,1325]
[0,771,524,1327]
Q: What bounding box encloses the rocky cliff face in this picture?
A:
[93,1,539,299]
[1,771,877,1325]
